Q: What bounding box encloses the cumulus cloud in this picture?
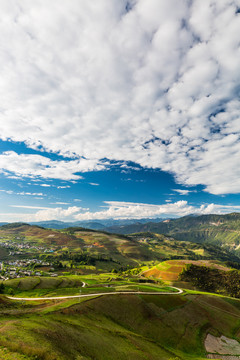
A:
[73,200,240,220]
[0,206,87,222]
[0,1,239,193]
[32,206,87,221]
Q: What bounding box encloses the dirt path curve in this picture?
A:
[7,287,183,301]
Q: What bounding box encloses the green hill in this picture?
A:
[0,224,239,272]
[105,213,240,255]
[0,290,240,359]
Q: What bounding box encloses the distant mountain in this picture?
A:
[29,220,106,230]
[28,218,165,230]
[87,218,165,227]
[72,221,106,230]
[29,220,70,229]
[104,213,240,256]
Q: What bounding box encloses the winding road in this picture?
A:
[7,287,183,301]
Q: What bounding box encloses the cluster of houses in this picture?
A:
[5,259,50,267]
[0,239,56,255]
[0,259,57,280]
[0,235,64,281]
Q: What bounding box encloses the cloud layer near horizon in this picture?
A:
[1,200,240,222]
[0,0,240,194]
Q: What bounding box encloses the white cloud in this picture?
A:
[1,201,240,222]
[0,151,106,181]
[73,200,240,220]
[0,1,239,193]
[32,206,87,221]
[0,189,45,196]
[0,206,87,222]
[173,189,192,195]
[0,190,14,195]
[10,205,51,210]
[51,202,70,205]
[89,183,99,186]
[17,192,45,196]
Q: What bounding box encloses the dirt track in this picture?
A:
[7,287,183,301]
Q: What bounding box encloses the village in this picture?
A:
[0,236,60,280]
[0,237,57,254]
[0,259,59,280]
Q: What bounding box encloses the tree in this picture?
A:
[0,283,5,294]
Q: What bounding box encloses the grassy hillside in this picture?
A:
[0,224,161,270]
[129,232,240,263]
[141,259,232,282]
[105,213,240,255]
[0,223,78,247]
[0,224,238,274]
[0,290,240,359]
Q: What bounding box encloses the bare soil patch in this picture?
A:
[205,334,240,359]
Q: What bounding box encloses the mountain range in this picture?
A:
[26,217,165,230]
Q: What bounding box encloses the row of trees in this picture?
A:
[179,264,240,298]
[44,251,115,269]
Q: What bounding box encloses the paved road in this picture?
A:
[7,287,183,301]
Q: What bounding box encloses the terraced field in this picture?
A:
[142,260,230,282]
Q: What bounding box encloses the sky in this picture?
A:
[0,0,240,223]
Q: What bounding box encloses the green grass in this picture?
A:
[0,287,240,359]
[5,277,178,298]
[4,275,84,292]
[0,346,32,360]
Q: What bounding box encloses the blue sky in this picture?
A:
[0,0,240,222]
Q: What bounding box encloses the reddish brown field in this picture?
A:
[142,260,230,282]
